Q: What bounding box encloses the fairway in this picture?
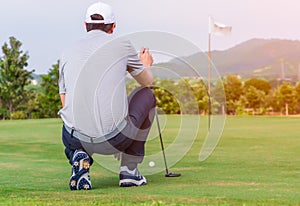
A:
[0,116,299,205]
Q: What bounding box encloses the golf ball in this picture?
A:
[149,161,155,167]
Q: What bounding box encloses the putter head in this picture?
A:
[165,173,181,177]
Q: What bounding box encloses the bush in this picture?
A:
[11,111,26,120]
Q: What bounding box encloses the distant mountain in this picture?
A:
[153,38,300,80]
[31,73,42,84]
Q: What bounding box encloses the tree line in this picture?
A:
[1,37,300,119]
[0,37,60,119]
[128,76,300,116]
[220,75,300,115]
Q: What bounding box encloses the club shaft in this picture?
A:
[155,109,169,175]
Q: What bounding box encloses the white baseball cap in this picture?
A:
[85,2,116,24]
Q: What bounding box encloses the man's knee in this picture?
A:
[141,87,156,107]
[129,87,156,108]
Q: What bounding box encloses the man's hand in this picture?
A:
[133,47,154,87]
[139,48,153,68]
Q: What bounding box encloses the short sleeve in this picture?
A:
[58,60,66,94]
[126,41,144,76]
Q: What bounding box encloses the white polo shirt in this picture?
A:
[58,30,144,140]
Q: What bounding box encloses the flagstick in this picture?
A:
[207,16,231,130]
[208,32,211,130]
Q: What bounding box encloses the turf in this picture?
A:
[0,116,299,205]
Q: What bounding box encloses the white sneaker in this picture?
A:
[119,166,147,187]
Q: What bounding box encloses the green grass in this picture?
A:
[0,116,299,205]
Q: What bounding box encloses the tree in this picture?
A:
[265,89,280,114]
[37,61,61,118]
[20,84,43,119]
[244,78,271,94]
[174,78,200,114]
[0,37,34,119]
[295,82,300,102]
[152,79,180,114]
[190,79,209,114]
[211,80,226,114]
[277,82,296,115]
[244,85,265,113]
[295,82,300,113]
[223,75,243,114]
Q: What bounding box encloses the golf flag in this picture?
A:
[209,16,232,36]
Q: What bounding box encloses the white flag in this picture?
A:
[209,16,232,36]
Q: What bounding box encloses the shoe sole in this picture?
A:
[119,177,147,187]
[77,173,92,190]
[70,168,90,190]
[70,151,92,190]
[72,152,91,174]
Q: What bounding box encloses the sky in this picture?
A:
[0,0,300,74]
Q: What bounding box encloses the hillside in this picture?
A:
[153,38,300,80]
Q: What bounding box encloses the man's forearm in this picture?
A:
[134,67,153,87]
[136,47,153,87]
[60,94,66,107]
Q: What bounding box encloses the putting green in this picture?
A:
[0,116,299,205]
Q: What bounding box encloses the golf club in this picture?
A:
[155,108,181,177]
